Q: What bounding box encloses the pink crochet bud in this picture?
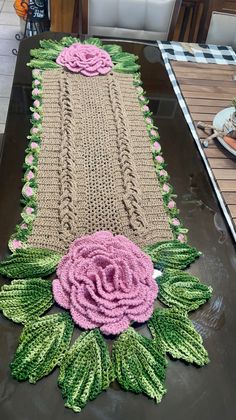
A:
[155,155,164,164]
[33,69,40,77]
[178,234,185,243]
[12,239,23,250]
[20,223,28,230]
[172,218,180,226]
[33,112,40,121]
[34,79,40,86]
[26,207,34,215]
[26,155,34,165]
[146,117,152,124]
[143,105,149,112]
[159,169,167,177]
[25,186,33,197]
[168,200,176,209]
[163,183,170,193]
[150,129,158,137]
[31,142,38,149]
[32,88,40,96]
[33,99,40,108]
[153,141,161,151]
[26,170,34,181]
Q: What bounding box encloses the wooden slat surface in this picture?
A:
[171,61,236,232]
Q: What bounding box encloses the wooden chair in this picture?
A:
[73,0,182,42]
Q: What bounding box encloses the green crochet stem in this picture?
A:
[28,36,140,74]
[0,248,62,278]
[148,308,209,366]
[112,327,167,403]
[144,240,201,270]
[0,278,53,323]
[58,329,114,413]
[158,270,212,311]
[11,313,73,383]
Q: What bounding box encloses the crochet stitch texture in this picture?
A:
[53,231,158,335]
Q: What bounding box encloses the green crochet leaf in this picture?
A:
[112,328,167,403]
[113,61,140,74]
[60,36,80,46]
[58,329,114,413]
[39,39,64,52]
[30,48,60,60]
[84,37,103,47]
[148,308,209,366]
[27,59,60,69]
[0,248,62,279]
[103,44,123,56]
[11,313,73,383]
[0,278,53,323]
[144,240,201,270]
[111,52,138,63]
[158,270,212,311]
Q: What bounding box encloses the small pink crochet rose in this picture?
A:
[143,105,149,112]
[12,239,23,250]
[172,218,180,226]
[34,79,40,86]
[150,129,158,137]
[30,142,38,149]
[153,141,161,151]
[139,95,145,102]
[56,43,113,76]
[146,117,152,124]
[163,183,170,193]
[25,186,33,197]
[25,207,34,215]
[31,127,39,134]
[159,169,167,177]
[156,155,164,164]
[32,88,40,96]
[168,200,176,209]
[33,112,40,121]
[53,231,158,335]
[178,234,185,243]
[33,69,40,77]
[26,155,34,165]
[20,223,28,230]
[33,100,40,108]
[26,170,34,181]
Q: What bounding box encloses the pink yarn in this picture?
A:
[159,169,167,177]
[53,231,157,335]
[31,142,38,149]
[34,79,40,86]
[178,234,185,243]
[12,239,23,250]
[172,218,180,226]
[168,200,176,209]
[146,117,152,124]
[163,183,170,193]
[153,141,161,151]
[156,155,164,163]
[143,105,149,112]
[56,43,113,76]
[25,186,33,197]
[26,155,33,165]
[32,88,40,96]
[33,100,40,108]
[25,207,34,215]
[26,170,34,181]
[33,112,40,121]
[150,129,158,137]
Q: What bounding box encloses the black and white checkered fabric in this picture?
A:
[158,41,236,64]
[158,41,236,242]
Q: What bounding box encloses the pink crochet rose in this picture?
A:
[56,43,113,76]
[53,231,158,335]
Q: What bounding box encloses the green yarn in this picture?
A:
[30,48,61,60]
[0,279,53,323]
[39,39,64,52]
[60,36,80,46]
[11,313,73,383]
[112,328,167,403]
[102,44,122,55]
[144,240,201,270]
[27,59,60,69]
[158,270,212,311]
[0,247,62,279]
[148,308,209,366]
[84,37,103,47]
[58,329,114,413]
[113,61,140,74]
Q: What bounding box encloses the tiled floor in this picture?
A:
[0,0,20,133]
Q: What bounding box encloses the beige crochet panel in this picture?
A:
[27,68,173,253]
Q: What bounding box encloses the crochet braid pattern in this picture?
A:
[0,37,213,413]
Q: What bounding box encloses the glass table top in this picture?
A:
[0,32,235,420]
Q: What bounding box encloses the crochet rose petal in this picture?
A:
[56,44,112,76]
[53,231,157,335]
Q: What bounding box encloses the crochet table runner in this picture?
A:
[0,38,212,413]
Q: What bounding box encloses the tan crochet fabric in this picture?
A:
[27,68,173,253]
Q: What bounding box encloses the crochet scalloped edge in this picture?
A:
[8,37,188,253]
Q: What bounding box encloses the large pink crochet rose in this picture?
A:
[56,43,113,76]
[52,231,158,335]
